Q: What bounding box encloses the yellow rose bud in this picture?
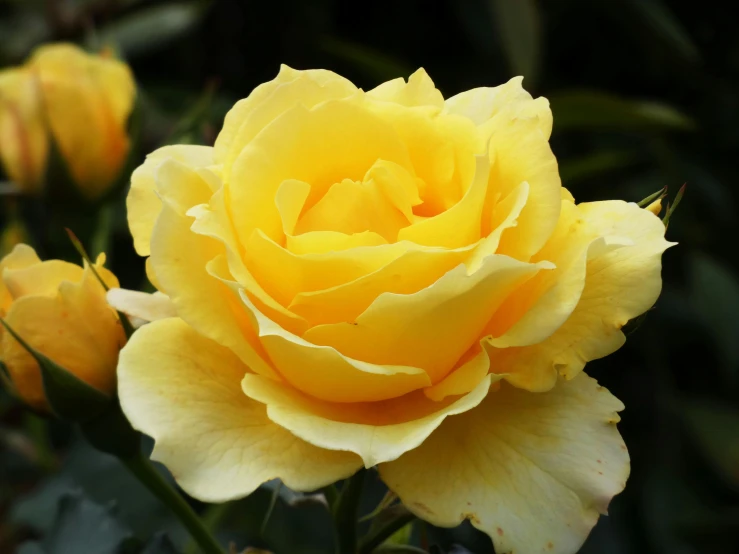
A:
[0,43,135,199]
[118,67,673,553]
[0,244,126,411]
[646,197,663,216]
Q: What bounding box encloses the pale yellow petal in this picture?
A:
[489,111,562,259]
[445,76,552,138]
[106,288,176,323]
[150,203,277,379]
[127,144,214,256]
[489,201,672,389]
[242,372,493,467]
[367,68,444,108]
[118,318,362,501]
[304,255,550,384]
[380,373,629,554]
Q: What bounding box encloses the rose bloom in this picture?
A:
[0,43,135,199]
[116,67,671,553]
[0,245,125,411]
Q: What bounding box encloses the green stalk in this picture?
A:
[333,469,367,554]
[358,506,416,554]
[123,453,225,554]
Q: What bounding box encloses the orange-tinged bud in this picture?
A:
[0,244,126,411]
[0,43,136,200]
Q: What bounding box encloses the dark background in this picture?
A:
[1,1,738,553]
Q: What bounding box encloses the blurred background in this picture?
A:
[1,1,738,553]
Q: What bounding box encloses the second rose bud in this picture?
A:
[0,43,136,201]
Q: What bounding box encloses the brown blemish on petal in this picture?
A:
[462,512,480,525]
[547,542,554,550]
[497,527,504,536]
[597,460,602,464]
[412,502,434,515]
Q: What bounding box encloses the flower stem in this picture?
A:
[333,469,367,554]
[122,453,225,554]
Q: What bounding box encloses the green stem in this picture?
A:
[323,484,339,510]
[333,469,366,554]
[358,506,416,554]
[123,453,225,554]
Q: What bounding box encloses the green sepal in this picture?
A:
[663,183,687,228]
[0,318,111,422]
[637,186,667,207]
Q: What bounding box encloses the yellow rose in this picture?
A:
[116,67,672,553]
[0,244,126,411]
[0,43,135,199]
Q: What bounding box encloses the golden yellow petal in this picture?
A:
[214,65,357,169]
[2,262,125,410]
[228,99,412,245]
[0,67,48,192]
[240,291,431,402]
[304,255,550,384]
[367,68,444,108]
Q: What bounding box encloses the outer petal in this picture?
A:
[118,318,362,502]
[242,372,493,468]
[216,67,358,171]
[367,68,444,109]
[2,263,125,409]
[32,44,135,198]
[150,203,278,380]
[106,288,176,325]
[0,244,42,312]
[127,144,215,256]
[445,76,552,138]
[0,68,48,192]
[380,373,629,554]
[489,111,561,259]
[489,201,672,389]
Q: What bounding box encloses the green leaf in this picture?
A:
[10,436,181,541]
[550,91,695,133]
[0,319,111,422]
[141,534,182,554]
[559,151,642,186]
[683,401,739,489]
[637,187,667,208]
[22,490,136,554]
[625,0,700,64]
[488,0,541,86]
[689,254,739,382]
[99,2,211,58]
